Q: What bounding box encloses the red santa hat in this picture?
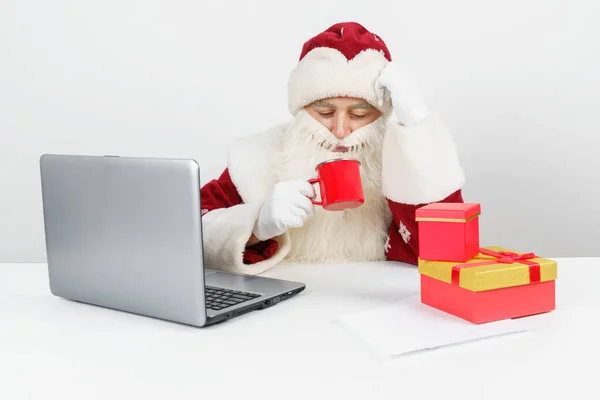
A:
[287,22,393,115]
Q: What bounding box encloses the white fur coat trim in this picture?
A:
[201,202,291,275]
[381,113,465,205]
[287,47,393,115]
[227,124,283,204]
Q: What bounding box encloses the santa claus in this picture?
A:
[200,22,465,275]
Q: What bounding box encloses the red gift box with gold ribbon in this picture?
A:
[418,246,558,324]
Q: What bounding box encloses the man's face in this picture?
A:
[305,97,382,140]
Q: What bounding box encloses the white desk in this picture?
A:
[1,259,598,400]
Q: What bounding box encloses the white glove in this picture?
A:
[375,61,430,126]
[252,180,316,241]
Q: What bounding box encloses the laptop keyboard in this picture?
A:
[205,286,261,311]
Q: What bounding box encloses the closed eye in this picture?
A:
[318,112,334,117]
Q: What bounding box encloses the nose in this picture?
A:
[331,115,352,139]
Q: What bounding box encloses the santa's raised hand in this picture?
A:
[375,61,430,126]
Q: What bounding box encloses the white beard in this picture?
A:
[272,109,393,264]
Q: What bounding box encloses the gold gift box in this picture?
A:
[418,246,558,292]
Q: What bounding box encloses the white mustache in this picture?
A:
[283,109,388,161]
[311,138,365,153]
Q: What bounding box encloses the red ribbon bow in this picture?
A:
[479,248,537,264]
[451,247,541,286]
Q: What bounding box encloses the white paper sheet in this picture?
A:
[335,295,528,357]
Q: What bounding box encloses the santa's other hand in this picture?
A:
[252,180,316,241]
[374,61,429,126]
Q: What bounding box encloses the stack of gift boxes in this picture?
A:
[415,203,558,324]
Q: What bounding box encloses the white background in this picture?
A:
[1,0,599,263]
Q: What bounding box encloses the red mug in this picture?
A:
[308,158,364,211]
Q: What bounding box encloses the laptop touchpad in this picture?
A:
[205,271,258,291]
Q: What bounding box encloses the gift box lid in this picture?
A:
[415,203,481,222]
[418,246,558,292]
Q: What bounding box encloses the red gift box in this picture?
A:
[418,247,557,324]
[416,203,481,262]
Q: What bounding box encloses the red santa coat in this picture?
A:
[199,112,465,275]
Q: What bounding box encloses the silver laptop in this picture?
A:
[39,154,305,327]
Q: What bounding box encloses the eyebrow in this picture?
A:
[312,101,374,110]
[349,103,374,110]
[312,101,335,108]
